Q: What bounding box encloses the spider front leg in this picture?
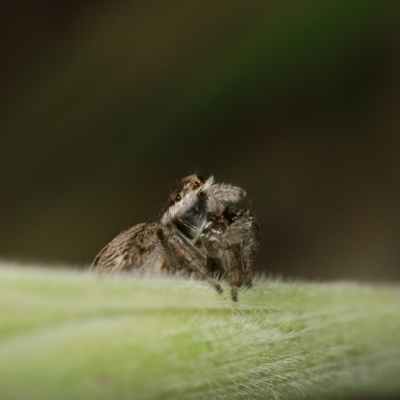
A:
[199,215,242,301]
[220,248,241,301]
[229,208,260,288]
[157,224,223,295]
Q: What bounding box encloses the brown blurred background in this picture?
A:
[1,1,400,281]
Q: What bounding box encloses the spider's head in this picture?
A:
[160,174,214,226]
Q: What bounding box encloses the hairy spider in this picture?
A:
[91,174,259,300]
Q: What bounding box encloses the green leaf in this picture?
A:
[1,263,399,399]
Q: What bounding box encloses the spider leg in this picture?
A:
[220,208,260,288]
[219,248,240,301]
[199,222,242,301]
[205,183,246,207]
[235,210,260,287]
[157,225,223,294]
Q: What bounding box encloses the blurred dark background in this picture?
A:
[1,1,400,281]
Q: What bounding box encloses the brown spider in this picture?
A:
[91,174,259,300]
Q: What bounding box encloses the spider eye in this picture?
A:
[193,181,200,189]
[175,194,181,202]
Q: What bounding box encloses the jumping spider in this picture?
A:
[91,175,259,300]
